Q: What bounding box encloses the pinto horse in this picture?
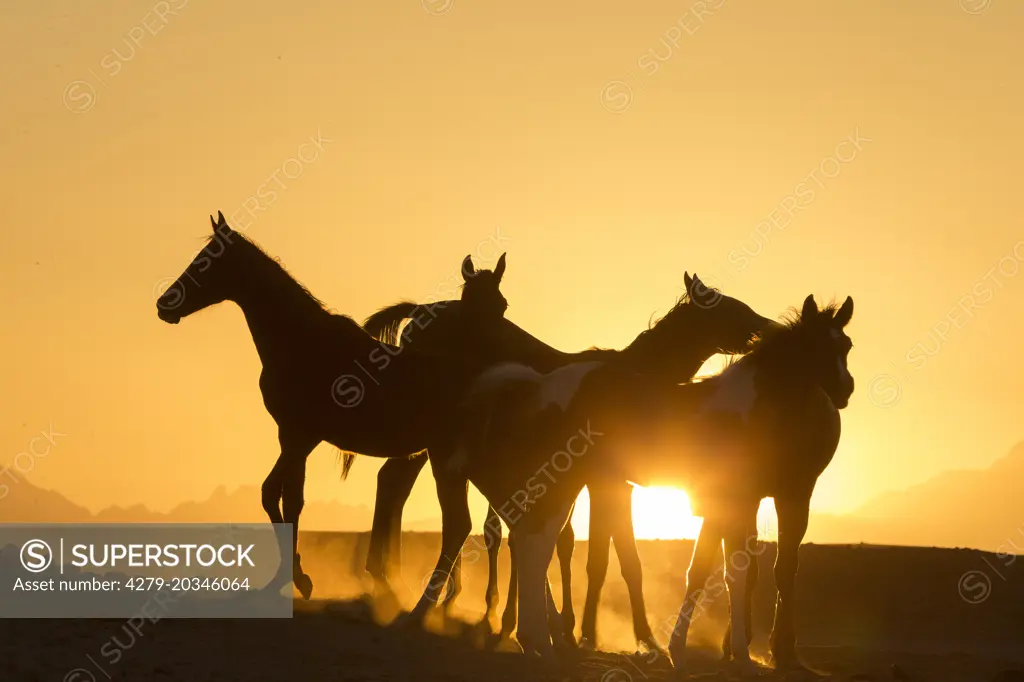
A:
[361,271,776,650]
[428,295,853,671]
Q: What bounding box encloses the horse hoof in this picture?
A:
[638,638,670,664]
[474,617,495,639]
[772,655,815,676]
[294,573,313,600]
[521,641,556,659]
[731,657,761,678]
[496,636,524,654]
[485,632,520,653]
[578,636,596,652]
[370,580,397,600]
[392,607,434,631]
[391,612,417,629]
[668,643,686,671]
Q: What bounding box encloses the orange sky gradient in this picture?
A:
[1,1,1022,540]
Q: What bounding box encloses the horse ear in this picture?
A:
[494,253,506,283]
[210,214,218,232]
[801,294,817,319]
[461,255,475,281]
[690,273,709,296]
[683,272,693,291]
[833,296,854,327]
[217,211,226,226]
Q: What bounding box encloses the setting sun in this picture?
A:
[630,486,705,540]
[571,486,779,541]
[570,486,703,540]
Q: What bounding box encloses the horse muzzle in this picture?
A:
[157,306,181,324]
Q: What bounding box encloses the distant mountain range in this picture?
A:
[0,480,375,531]
[4,443,1022,553]
[806,441,1024,553]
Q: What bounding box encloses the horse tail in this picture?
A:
[363,301,419,345]
[337,450,357,480]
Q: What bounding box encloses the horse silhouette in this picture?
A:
[343,253,510,604]
[156,212,495,598]
[364,269,777,649]
[436,294,853,667]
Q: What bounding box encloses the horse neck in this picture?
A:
[617,320,718,380]
[484,318,577,371]
[745,328,812,383]
[402,299,461,345]
[230,266,333,366]
[568,347,618,365]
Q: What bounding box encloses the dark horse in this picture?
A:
[362,272,777,649]
[345,252,510,605]
[429,294,853,669]
[156,213,494,597]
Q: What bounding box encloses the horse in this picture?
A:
[424,294,853,669]
[155,212,496,598]
[670,296,853,673]
[369,274,778,649]
[346,252,511,607]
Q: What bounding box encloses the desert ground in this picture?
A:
[4,532,1023,682]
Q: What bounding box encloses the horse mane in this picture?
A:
[217,233,327,306]
[614,290,695,355]
[461,265,500,287]
[218,232,364,334]
[744,299,841,356]
[651,291,694,328]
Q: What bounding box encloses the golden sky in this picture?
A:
[1,1,1022,538]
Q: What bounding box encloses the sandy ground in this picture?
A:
[4,533,1023,681]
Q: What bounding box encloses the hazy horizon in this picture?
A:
[6,439,1023,553]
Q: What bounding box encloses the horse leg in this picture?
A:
[545,577,564,648]
[580,492,612,650]
[479,505,503,635]
[668,524,722,670]
[260,455,288,593]
[721,513,760,676]
[769,492,811,671]
[261,432,316,595]
[404,470,471,625]
[499,531,519,640]
[442,550,463,613]
[367,455,428,597]
[722,520,760,662]
[513,502,574,659]
[607,485,660,655]
[282,451,315,599]
[555,518,577,647]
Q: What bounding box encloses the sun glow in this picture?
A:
[570,486,780,541]
[571,486,704,540]
[630,486,706,539]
